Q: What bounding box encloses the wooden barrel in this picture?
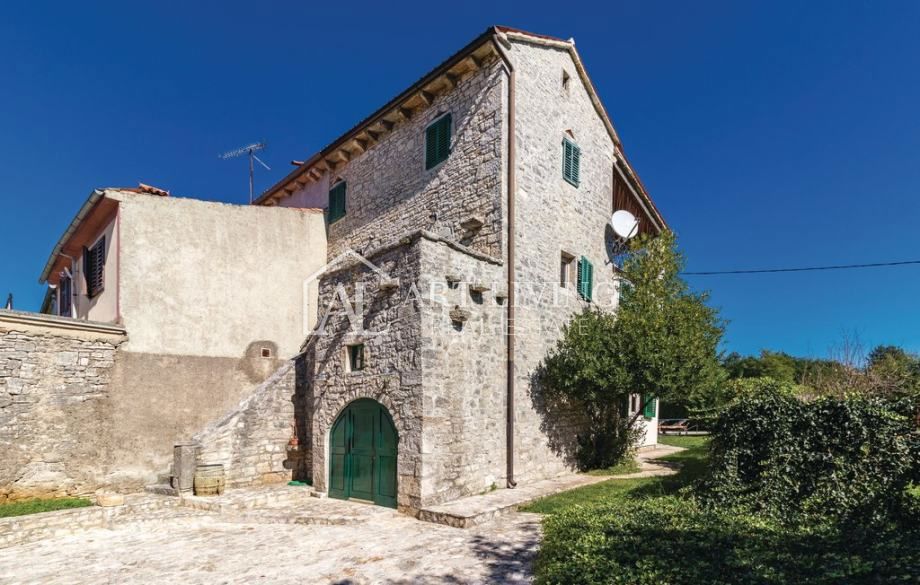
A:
[193,464,225,496]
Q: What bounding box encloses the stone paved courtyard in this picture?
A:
[0,500,542,585]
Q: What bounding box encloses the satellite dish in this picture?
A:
[610,210,639,240]
[606,210,640,269]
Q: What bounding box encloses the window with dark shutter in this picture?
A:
[425,113,452,170]
[59,275,72,317]
[328,181,347,224]
[563,138,580,186]
[577,256,594,301]
[84,236,106,298]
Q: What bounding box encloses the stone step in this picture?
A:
[144,483,179,497]
[417,474,611,528]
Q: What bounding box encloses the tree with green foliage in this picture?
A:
[867,345,920,398]
[541,230,725,468]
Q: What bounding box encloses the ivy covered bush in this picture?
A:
[697,391,919,526]
[536,497,920,585]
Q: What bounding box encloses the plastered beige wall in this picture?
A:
[71,217,119,324]
[110,192,326,359]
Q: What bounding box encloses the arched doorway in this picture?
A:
[328,399,398,508]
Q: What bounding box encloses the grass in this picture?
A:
[521,435,710,515]
[0,497,92,519]
[584,457,641,476]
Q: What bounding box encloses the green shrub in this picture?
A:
[697,391,919,526]
[536,497,920,585]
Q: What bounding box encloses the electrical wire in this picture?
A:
[681,260,920,276]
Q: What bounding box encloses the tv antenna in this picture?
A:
[219,142,271,203]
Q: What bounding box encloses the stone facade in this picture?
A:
[300,56,506,262]
[194,359,309,488]
[418,237,507,504]
[0,320,122,502]
[263,32,664,511]
[308,240,425,511]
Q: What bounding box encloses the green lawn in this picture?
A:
[525,434,919,584]
[521,435,710,515]
[0,497,92,519]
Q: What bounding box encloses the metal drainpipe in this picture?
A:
[493,31,517,489]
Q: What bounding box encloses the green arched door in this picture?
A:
[329,399,398,508]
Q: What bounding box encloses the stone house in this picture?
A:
[0,186,325,501]
[2,26,667,511]
[250,26,667,512]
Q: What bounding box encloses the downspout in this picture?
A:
[493,31,517,489]
[115,207,122,324]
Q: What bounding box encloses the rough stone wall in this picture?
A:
[418,237,508,505]
[309,241,424,512]
[507,38,644,480]
[281,57,506,262]
[0,324,121,502]
[194,359,309,487]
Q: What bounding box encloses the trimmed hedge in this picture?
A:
[536,497,920,585]
[697,392,919,526]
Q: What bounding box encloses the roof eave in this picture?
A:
[38,189,105,284]
[254,26,501,206]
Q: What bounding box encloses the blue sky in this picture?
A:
[1,1,918,357]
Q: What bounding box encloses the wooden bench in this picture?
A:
[658,419,690,435]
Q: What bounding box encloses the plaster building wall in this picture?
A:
[71,217,119,324]
[0,311,299,498]
[111,191,327,359]
[278,173,330,210]
[275,56,506,262]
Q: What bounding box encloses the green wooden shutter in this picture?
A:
[571,143,580,185]
[586,258,594,301]
[328,182,346,223]
[643,395,656,418]
[426,114,451,169]
[577,256,593,300]
[563,138,580,186]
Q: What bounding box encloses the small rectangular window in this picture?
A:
[59,275,72,317]
[83,236,106,298]
[347,344,365,372]
[425,113,452,170]
[562,138,580,187]
[629,394,641,415]
[577,256,594,301]
[328,182,346,224]
[560,252,575,288]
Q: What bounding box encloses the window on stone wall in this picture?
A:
[576,255,594,301]
[425,113,452,170]
[83,236,106,298]
[328,181,347,224]
[562,70,571,95]
[562,137,580,187]
[560,251,575,288]
[347,344,365,372]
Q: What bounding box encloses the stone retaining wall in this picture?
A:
[194,359,308,488]
[0,315,123,502]
[0,496,181,549]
